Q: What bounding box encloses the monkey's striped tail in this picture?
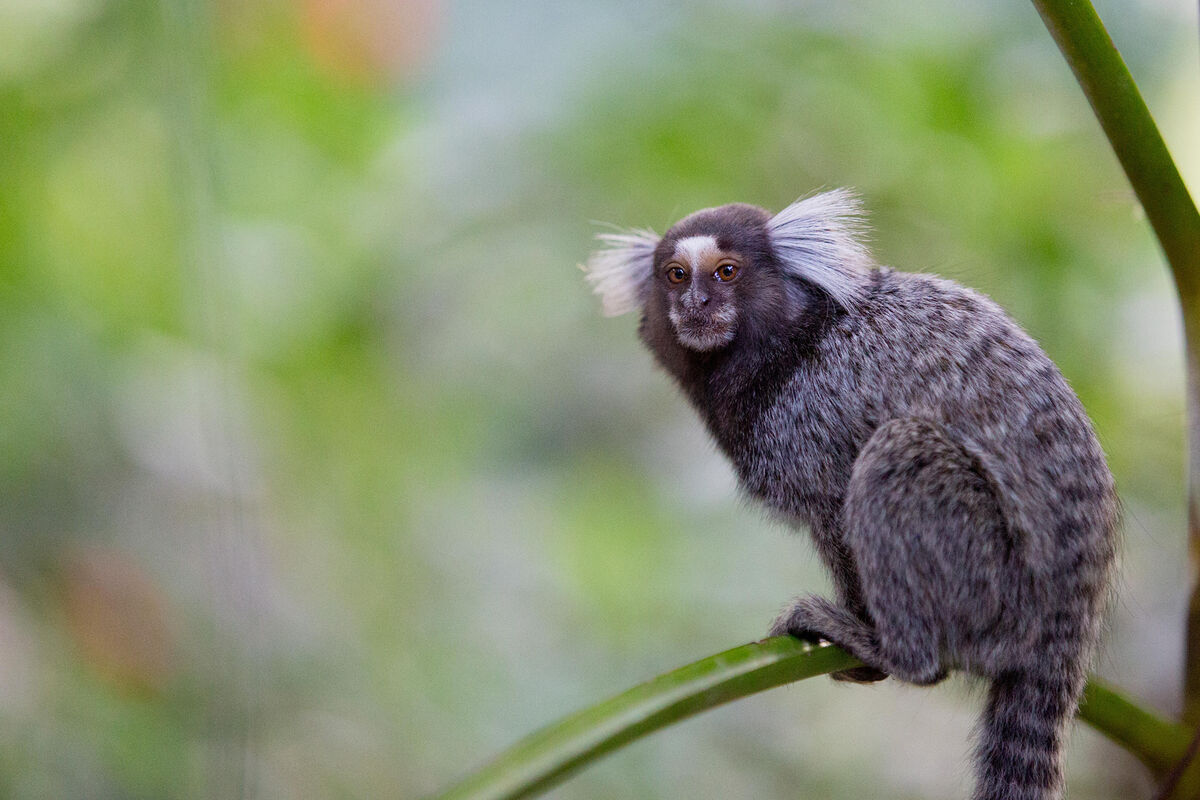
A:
[973,667,1083,800]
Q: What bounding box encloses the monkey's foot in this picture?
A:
[830,665,889,683]
[769,595,888,682]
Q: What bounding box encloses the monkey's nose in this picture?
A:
[683,291,709,312]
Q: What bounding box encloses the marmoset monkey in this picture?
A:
[585,190,1117,800]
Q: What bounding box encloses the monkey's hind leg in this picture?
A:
[843,417,1008,687]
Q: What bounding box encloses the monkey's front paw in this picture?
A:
[768,595,835,643]
[769,595,888,685]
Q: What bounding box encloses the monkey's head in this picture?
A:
[585,189,875,355]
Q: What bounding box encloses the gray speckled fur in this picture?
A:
[586,192,1119,800]
[761,271,1116,800]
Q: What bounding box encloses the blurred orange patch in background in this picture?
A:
[300,0,441,86]
[61,547,176,695]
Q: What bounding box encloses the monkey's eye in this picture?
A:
[666,266,687,284]
[715,263,740,282]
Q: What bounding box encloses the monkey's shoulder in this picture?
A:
[850,270,1062,398]
[860,269,1029,348]
[748,270,1087,472]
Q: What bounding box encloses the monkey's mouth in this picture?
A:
[670,309,737,352]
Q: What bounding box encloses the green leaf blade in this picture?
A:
[431,638,860,800]
[432,638,1192,800]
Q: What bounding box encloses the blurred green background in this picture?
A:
[1,0,1198,797]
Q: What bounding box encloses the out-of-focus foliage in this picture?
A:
[0,0,1197,797]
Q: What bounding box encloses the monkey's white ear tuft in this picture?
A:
[768,188,875,309]
[584,228,659,317]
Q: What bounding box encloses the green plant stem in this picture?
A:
[1029,0,1200,727]
[431,639,857,800]
[1078,680,1192,775]
[1029,0,1200,303]
[430,639,1189,800]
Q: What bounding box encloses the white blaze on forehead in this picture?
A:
[672,235,720,266]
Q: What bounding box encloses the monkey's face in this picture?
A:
[659,235,743,351]
[586,191,873,360]
[649,203,779,353]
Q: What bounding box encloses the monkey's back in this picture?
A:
[729,268,1117,671]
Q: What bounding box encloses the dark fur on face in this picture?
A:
[639,203,834,389]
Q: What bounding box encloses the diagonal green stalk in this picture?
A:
[1078,680,1194,775]
[430,639,1190,800]
[1030,0,1200,303]
[1030,0,1200,728]
[431,639,858,800]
